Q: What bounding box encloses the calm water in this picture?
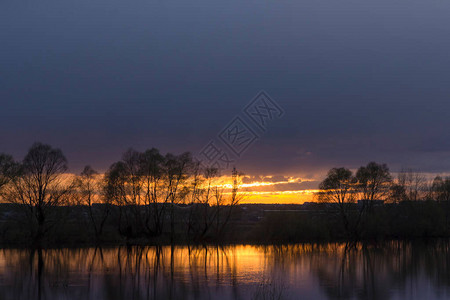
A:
[2,242,450,299]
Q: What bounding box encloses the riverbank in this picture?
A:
[0,201,449,248]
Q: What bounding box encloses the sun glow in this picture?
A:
[209,175,319,204]
[69,172,320,205]
[239,190,319,204]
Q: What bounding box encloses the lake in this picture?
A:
[1,241,450,299]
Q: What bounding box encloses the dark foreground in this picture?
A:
[3,241,450,300]
[1,202,450,247]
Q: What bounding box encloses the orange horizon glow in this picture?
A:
[237,190,319,204]
[213,175,319,204]
[55,173,320,205]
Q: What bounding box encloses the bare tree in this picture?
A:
[217,167,244,240]
[163,152,193,243]
[317,168,356,237]
[356,162,392,211]
[353,162,392,236]
[104,161,133,240]
[390,182,407,204]
[185,166,243,241]
[213,180,225,238]
[186,160,202,238]
[199,167,218,238]
[77,165,110,242]
[105,149,150,241]
[140,148,165,237]
[431,176,450,203]
[431,176,450,230]
[122,148,144,207]
[8,143,74,246]
[0,154,17,195]
[397,169,427,201]
[105,149,194,242]
[187,166,219,241]
[121,148,145,236]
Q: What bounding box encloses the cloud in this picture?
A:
[2,0,450,178]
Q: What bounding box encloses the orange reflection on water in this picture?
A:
[1,242,450,299]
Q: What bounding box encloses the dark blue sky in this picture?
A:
[1,0,450,177]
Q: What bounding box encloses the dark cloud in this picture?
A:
[1,0,450,176]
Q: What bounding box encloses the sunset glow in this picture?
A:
[211,174,319,204]
[238,190,318,204]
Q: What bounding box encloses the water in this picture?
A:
[1,242,450,299]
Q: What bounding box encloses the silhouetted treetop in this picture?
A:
[0,154,17,189]
[22,142,68,179]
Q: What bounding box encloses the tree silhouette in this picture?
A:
[317,167,356,238]
[77,165,110,242]
[104,160,134,240]
[140,148,165,237]
[431,176,450,231]
[8,143,74,246]
[0,154,17,193]
[356,162,392,206]
[163,152,193,243]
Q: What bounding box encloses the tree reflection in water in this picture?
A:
[1,241,450,299]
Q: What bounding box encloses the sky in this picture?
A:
[1,0,450,203]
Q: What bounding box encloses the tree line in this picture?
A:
[0,143,242,247]
[316,162,450,240]
[2,143,450,246]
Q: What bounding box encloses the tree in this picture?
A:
[431,176,450,203]
[104,148,194,242]
[216,167,244,238]
[122,148,144,207]
[186,165,219,241]
[77,165,110,242]
[390,183,407,204]
[0,154,17,195]
[431,176,450,230]
[104,161,133,240]
[104,149,148,241]
[140,148,165,237]
[317,167,356,237]
[121,148,145,237]
[397,169,427,201]
[163,152,193,243]
[355,162,392,211]
[8,143,74,246]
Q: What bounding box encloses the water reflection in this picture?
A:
[1,242,450,299]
